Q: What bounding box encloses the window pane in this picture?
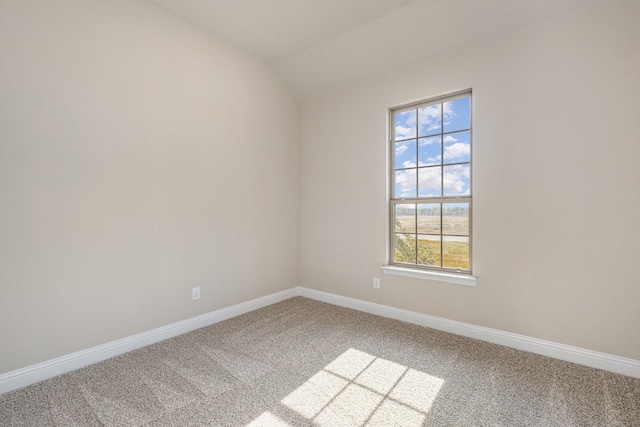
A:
[443,97,470,133]
[418,137,441,166]
[395,169,416,198]
[394,204,416,234]
[442,203,469,236]
[394,110,416,141]
[417,235,440,267]
[395,234,416,264]
[395,139,416,170]
[390,91,472,274]
[443,164,470,196]
[417,204,440,234]
[443,131,470,164]
[418,166,441,197]
[443,236,469,270]
[418,104,441,136]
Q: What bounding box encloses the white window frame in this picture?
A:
[384,90,477,286]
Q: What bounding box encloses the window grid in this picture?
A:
[390,90,472,274]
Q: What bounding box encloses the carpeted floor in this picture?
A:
[1,296,639,426]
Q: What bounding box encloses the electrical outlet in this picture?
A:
[192,287,200,300]
[373,277,381,289]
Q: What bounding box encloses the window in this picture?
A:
[389,90,472,275]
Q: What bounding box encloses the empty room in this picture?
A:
[1,0,639,425]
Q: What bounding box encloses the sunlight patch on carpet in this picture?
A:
[246,411,292,426]
[281,370,349,418]
[251,348,444,426]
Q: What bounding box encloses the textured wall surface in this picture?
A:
[299,1,640,360]
[0,0,298,374]
[1,0,639,379]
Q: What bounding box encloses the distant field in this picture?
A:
[394,214,469,269]
[394,240,469,270]
[395,214,468,235]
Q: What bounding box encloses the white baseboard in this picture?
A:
[296,287,640,379]
[2,286,639,396]
[0,288,297,395]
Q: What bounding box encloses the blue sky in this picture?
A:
[393,96,471,198]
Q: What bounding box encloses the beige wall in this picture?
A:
[299,1,640,360]
[2,0,639,378]
[0,0,298,374]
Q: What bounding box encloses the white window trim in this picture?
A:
[381,265,477,286]
[387,89,474,280]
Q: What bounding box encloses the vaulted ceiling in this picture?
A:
[146,0,614,100]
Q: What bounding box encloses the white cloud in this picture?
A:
[395,110,416,139]
[443,135,457,143]
[443,165,470,196]
[444,142,469,160]
[394,169,416,197]
[402,160,417,168]
[395,141,410,156]
[418,167,441,196]
[418,105,440,133]
[395,125,413,140]
[418,155,441,166]
[419,136,439,146]
[399,110,416,123]
[398,164,469,198]
[442,101,455,127]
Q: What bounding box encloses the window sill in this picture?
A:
[381,265,477,287]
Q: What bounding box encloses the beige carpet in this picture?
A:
[1,296,639,426]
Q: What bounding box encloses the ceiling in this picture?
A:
[146,0,614,100]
